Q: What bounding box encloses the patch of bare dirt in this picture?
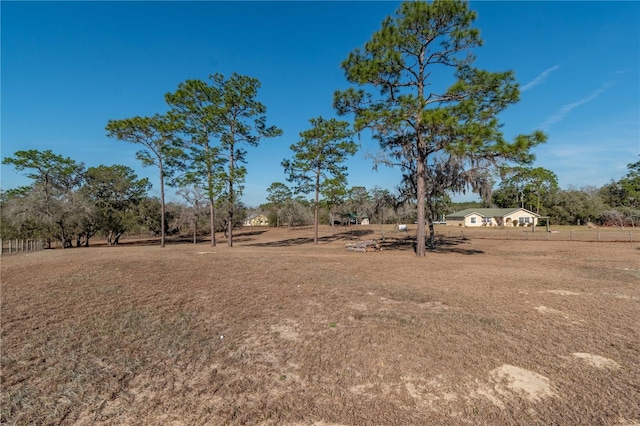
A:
[488,364,557,402]
[572,353,622,370]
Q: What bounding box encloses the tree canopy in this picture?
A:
[2,150,86,247]
[83,165,151,246]
[334,0,546,255]
[199,73,283,247]
[283,116,356,244]
[165,77,228,246]
[105,114,183,247]
[493,166,559,214]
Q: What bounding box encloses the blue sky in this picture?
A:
[2,1,638,207]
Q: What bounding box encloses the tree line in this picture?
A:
[0,150,250,248]
[257,159,639,230]
[2,1,637,253]
[2,149,635,249]
[491,161,639,227]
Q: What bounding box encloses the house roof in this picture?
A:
[447,208,540,218]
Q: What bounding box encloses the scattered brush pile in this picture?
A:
[345,240,382,252]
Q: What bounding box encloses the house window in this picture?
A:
[482,217,492,224]
[470,217,477,224]
[519,217,531,224]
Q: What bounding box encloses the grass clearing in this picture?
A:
[1,225,639,424]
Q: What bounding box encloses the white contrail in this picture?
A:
[541,83,612,130]
[521,65,560,92]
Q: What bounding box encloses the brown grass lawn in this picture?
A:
[2,225,639,425]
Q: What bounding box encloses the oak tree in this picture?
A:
[82,165,151,246]
[2,150,86,247]
[494,166,558,213]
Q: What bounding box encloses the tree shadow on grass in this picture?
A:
[379,235,484,255]
[246,229,375,247]
[227,230,269,243]
[432,237,484,255]
[97,230,270,247]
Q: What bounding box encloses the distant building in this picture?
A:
[243,214,269,227]
[446,208,540,227]
[340,213,369,225]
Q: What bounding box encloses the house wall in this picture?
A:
[464,213,484,227]
[245,215,269,226]
[483,217,498,226]
[446,215,494,227]
[255,216,269,226]
[505,211,538,227]
[446,209,539,228]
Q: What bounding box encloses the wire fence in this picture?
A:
[435,228,638,243]
[0,239,44,255]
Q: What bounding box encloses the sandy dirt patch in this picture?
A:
[572,353,622,369]
[545,290,586,296]
[489,364,557,402]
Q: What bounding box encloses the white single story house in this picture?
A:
[445,208,541,227]
[243,214,269,227]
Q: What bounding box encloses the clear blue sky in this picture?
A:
[2,1,638,207]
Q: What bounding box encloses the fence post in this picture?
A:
[507,230,509,240]
[570,230,573,241]
[547,231,550,241]
[630,231,633,243]
[9,240,12,254]
[597,231,601,242]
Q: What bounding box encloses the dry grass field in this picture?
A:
[2,225,639,425]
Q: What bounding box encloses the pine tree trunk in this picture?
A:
[159,164,166,248]
[314,173,320,244]
[227,143,235,248]
[416,147,427,256]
